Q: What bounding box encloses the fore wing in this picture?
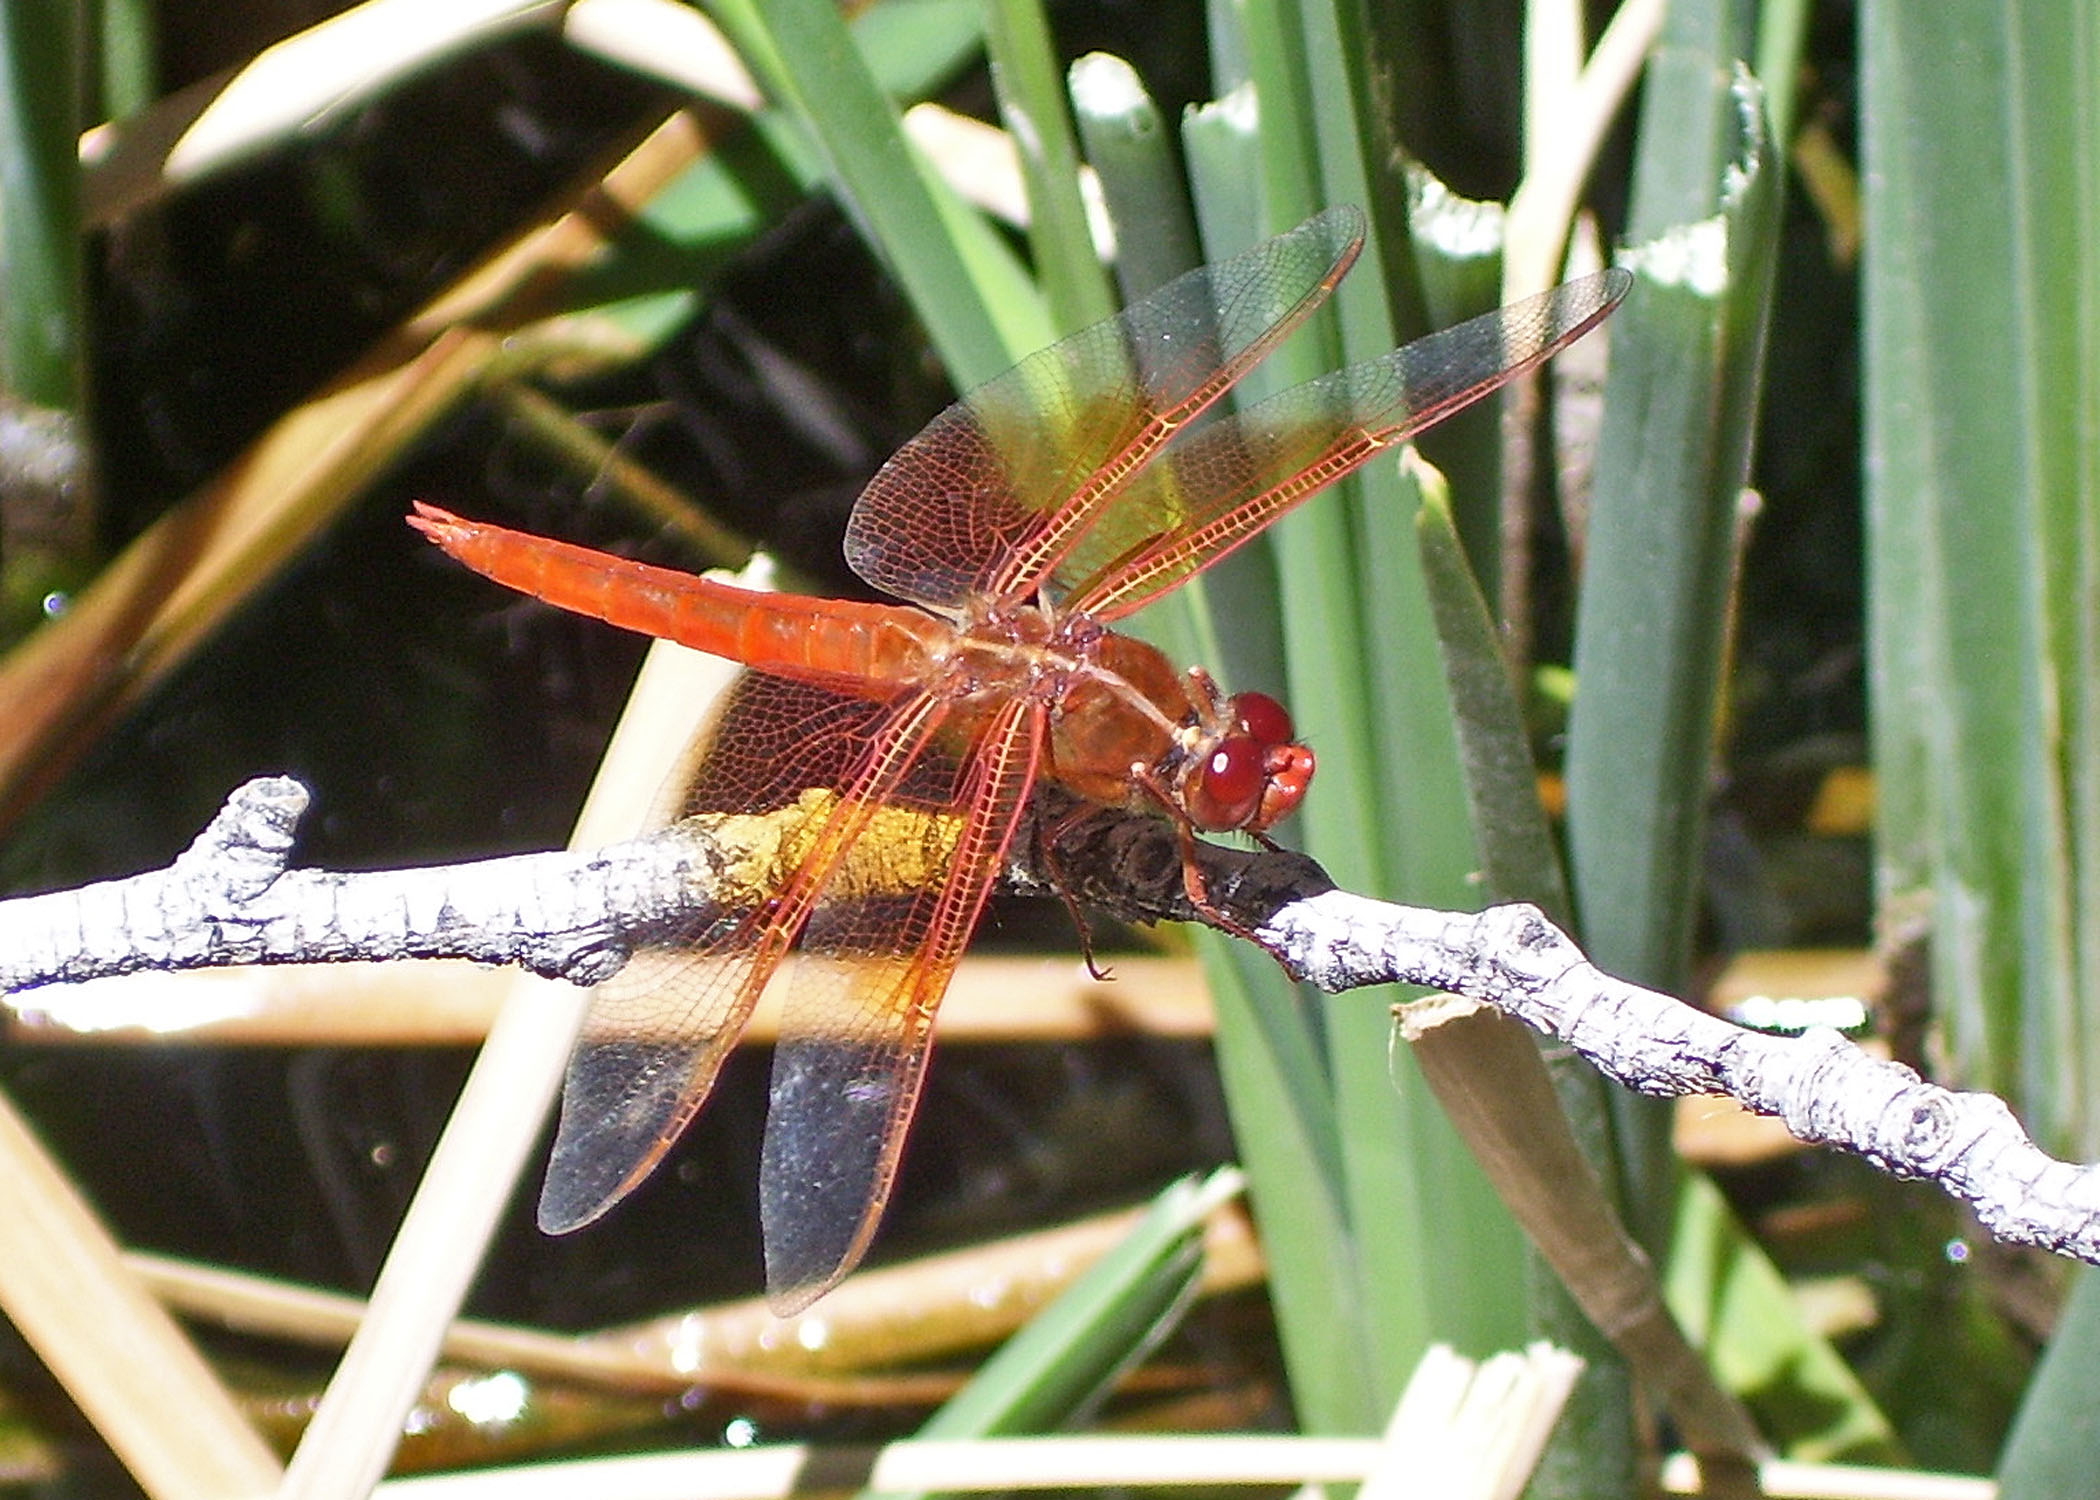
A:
[537,672,958,1237]
[1058,267,1634,620]
[843,207,1366,612]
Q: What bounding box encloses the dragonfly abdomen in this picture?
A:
[409,504,945,695]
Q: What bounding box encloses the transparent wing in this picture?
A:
[758,696,1045,1311]
[1061,268,1634,619]
[843,207,1366,610]
[537,672,957,1235]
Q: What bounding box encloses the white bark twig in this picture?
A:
[7,776,2098,1270]
[1264,892,2100,1263]
[0,776,1287,997]
[0,776,721,993]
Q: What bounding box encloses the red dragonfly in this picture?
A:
[411,206,1628,1312]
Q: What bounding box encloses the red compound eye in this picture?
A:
[1189,738,1265,830]
[1231,691,1294,747]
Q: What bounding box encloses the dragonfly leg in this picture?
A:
[1129,766,1269,948]
[1036,801,1115,981]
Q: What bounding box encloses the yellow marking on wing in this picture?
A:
[683,789,969,911]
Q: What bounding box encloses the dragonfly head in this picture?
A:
[1184,690,1315,833]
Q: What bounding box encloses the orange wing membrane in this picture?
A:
[409,206,1629,1310]
[844,206,1367,611]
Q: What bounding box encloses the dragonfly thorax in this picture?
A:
[990,621,1316,836]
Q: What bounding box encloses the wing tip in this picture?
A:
[538,1124,676,1236]
[763,1268,840,1319]
[536,1174,617,1236]
[763,1223,879,1316]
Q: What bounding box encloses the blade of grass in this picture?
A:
[1202,935,1379,1435]
[706,0,1044,384]
[1194,57,1415,1417]
[1082,108,1378,1433]
[1552,27,1782,1487]
[0,0,82,411]
[96,0,156,119]
[1863,0,2100,1479]
[1665,1174,1898,1463]
[852,0,990,97]
[1563,61,1780,1245]
[1751,0,1810,149]
[1416,479,1568,921]
[1417,459,1640,1498]
[0,0,96,633]
[1176,103,1384,1437]
[983,0,1114,331]
[1068,53,1201,301]
[529,0,997,367]
[1169,99,1285,700]
[1998,1267,2100,1498]
[1403,170,1514,585]
[158,0,577,188]
[1861,0,2099,1154]
[1858,1,2028,1108]
[0,1090,282,1496]
[1568,6,1775,993]
[2025,0,2100,1175]
[1221,0,1534,1400]
[1063,58,1210,663]
[863,1171,1241,1500]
